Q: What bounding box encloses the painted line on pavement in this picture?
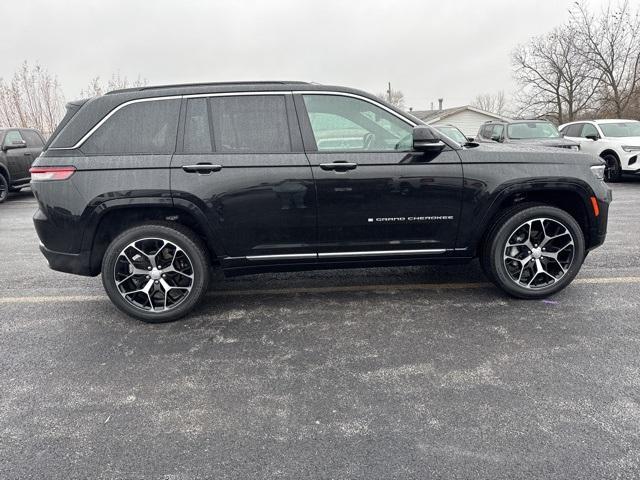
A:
[1,276,640,304]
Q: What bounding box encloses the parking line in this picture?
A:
[1,276,640,305]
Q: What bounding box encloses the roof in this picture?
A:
[411,105,510,123]
[107,80,312,95]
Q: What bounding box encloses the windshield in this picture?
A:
[507,122,560,140]
[435,126,467,144]
[599,121,640,138]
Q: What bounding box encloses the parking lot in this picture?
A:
[0,180,639,479]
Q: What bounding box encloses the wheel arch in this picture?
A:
[600,149,620,161]
[84,198,225,275]
[475,182,595,256]
[0,163,10,183]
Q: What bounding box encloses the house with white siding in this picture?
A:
[409,105,511,137]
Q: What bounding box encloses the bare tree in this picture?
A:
[571,0,640,118]
[80,73,148,98]
[472,91,507,115]
[0,62,65,135]
[377,88,405,109]
[512,25,599,123]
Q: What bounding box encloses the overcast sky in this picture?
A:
[1,0,610,110]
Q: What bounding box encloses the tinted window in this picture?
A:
[481,125,493,138]
[580,123,599,138]
[492,124,504,140]
[82,99,180,155]
[303,94,413,151]
[4,130,24,145]
[21,130,44,147]
[183,98,212,153]
[564,124,582,137]
[209,95,291,153]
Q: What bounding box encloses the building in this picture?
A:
[409,105,511,137]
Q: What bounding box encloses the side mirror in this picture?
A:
[466,136,474,142]
[490,134,502,142]
[412,126,445,153]
[3,140,27,151]
[585,134,599,141]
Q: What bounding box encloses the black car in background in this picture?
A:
[476,120,580,150]
[0,128,45,203]
[30,82,610,322]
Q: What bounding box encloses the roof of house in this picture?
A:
[410,105,510,124]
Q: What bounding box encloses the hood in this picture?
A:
[462,142,602,166]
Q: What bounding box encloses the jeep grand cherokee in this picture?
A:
[31,82,611,322]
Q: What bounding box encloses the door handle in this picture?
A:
[319,162,358,171]
[24,153,31,156]
[182,164,222,174]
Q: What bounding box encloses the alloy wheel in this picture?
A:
[114,238,195,313]
[503,218,575,289]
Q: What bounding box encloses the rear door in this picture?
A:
[170,93,317,263]
[294,92,463,259]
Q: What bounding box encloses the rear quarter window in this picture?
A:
[81,99,180,155]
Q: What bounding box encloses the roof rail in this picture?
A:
[106,80,311,95]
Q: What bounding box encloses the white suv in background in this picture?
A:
[559,119,640,182]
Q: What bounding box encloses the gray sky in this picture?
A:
[1,0,609,110]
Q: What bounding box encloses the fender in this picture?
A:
[80,193,227,263]
[459,177,598,252]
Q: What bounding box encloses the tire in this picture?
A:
[102,222,210,323]
[602,153,622,182]
[0,174,8,203]
[482,204,585,299]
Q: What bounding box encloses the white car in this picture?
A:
[559,119,640,182]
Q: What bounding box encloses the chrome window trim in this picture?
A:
[239,248,447,261]
[318,249,445,258]
[48,90,417,151]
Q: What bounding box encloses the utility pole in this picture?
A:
[387,82,391,103]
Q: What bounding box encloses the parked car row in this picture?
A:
[434,117,640,183]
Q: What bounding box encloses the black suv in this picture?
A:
[476,120,580,150]
[0,128,45,203]
[31,82,611,322]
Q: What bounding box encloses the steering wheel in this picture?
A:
[363,132,375,150]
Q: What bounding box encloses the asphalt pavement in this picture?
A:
[1,180,640,479]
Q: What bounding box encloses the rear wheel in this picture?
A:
[0,174,8,203]
[102,223,210,323]
[602,153,622,182]
[483,205,585,299]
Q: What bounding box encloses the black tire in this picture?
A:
[102,222,210,323]
[482,204,585,299]
[0,174,8,203]
[602,153,622,182]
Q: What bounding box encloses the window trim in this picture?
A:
[49,90,420,152]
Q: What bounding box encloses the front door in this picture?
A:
[294,93,463,259]
[170,94,317,263]
[3,130,29,183]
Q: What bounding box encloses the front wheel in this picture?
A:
[102,223,210,322]
[602,153,622,182]
[483,205,585,299]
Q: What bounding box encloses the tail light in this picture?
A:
[29,166,76,181]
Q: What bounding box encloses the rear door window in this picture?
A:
[82,99,180,155]
[209,95,291,153]
[183,98,213,153]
